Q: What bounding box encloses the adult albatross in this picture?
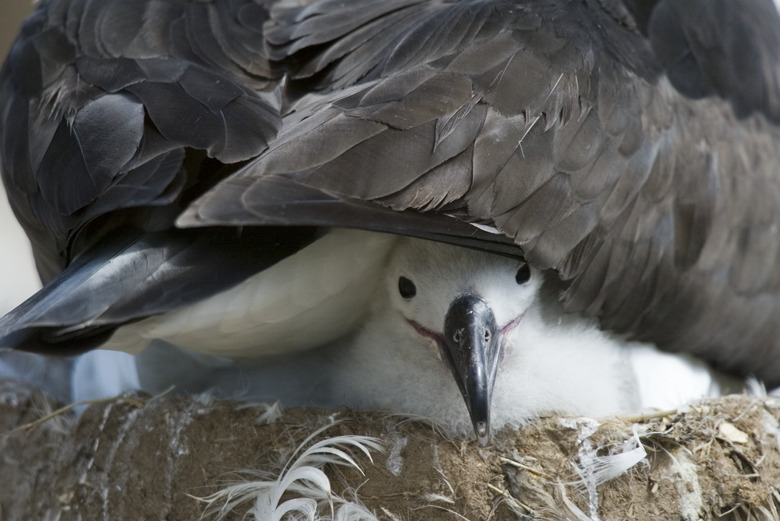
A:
[1,0,779,440]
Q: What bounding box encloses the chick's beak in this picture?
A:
[442,294,500,445]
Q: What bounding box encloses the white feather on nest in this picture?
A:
[195,419,384,521]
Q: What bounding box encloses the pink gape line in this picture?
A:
[500,312,526,336]
[406,311,526,355]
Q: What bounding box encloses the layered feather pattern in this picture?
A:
[0,0,281,280]
[2,0,780,385]
[183,0,780,383]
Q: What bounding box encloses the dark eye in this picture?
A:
[398,276,417,299]
[515,264,531,285]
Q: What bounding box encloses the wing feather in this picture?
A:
[0,0,282,280]
[5,0,780,383]
[180,0,780,384]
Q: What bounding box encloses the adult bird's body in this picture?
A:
[1,0,779,439]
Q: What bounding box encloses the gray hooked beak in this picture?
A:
[442,294,500,445]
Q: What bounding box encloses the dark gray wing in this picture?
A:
[181,0,780,384]
[0,0,281,282]
[0,0,285,352]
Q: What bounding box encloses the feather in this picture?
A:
[194,421,384,521]
[0,227,317,355]
[3,0,780,388]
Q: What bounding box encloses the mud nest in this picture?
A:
[1,379,779,521]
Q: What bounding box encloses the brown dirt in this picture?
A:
[1,379,779,521]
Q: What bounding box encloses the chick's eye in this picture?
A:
[398,276,417,299]
[515,264,531,285]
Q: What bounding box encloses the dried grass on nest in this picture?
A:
[1,380,779,521]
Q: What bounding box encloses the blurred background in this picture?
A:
[0,0,39,315]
